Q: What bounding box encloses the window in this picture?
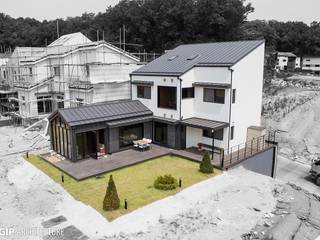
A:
[306,64,311,67]
[232,89,236,104]
[203,129,224,141]
[203,88,214,102]
[203,88,225,104]
[3,71,6,79]
[231,126,235,140]
[306,59,310,62]
[54,66,61,76]
[57,96,64,109]
[76,98,84,106]
[315,65,320,67]
[214,89,225,104]
[37,96,52,114]
[283,59,287,62]
[158,86,177,109]
[85,65,90,76]
[182,87,194,99]
[137,86,151,99]
[119,123,143,148]
[29,67,33,76]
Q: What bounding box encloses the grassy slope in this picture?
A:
[25,154,221,220]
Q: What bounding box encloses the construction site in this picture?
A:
[0,31,159,126]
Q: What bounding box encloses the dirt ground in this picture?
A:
[263,74,320,165]
[0,126,284,240]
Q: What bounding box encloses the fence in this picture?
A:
[213,131,277,169]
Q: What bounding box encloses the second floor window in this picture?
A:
[158,86,177,110]
[137,86,151,99]
[182,87,194,99]
[203,88,225,104]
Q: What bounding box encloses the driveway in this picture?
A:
[276,155,320,195]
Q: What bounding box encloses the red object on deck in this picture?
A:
[99,147,106,156]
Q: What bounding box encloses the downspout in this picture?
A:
[129,74,132,100]
[227,68,234,151]
[178,77,183,149]
[178,77,182,120]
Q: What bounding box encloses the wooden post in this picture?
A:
[251,140,253,155]
[230,147,233,164]
[257,137,259,152]
[237,145,240,161]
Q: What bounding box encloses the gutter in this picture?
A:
[178,77,182,120]
[227,68,234,150]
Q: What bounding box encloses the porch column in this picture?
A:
[211,129,215,161]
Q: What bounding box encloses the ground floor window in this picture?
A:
[37,96,52,114]
[203,128,224,141]
[119,123,143,148]
[154,122,168,145]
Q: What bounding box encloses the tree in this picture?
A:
[103,175,120,211]
[199,151,214,173]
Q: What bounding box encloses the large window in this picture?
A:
[37,96,52,114]
[182,87,194,99]
[158,86,177,109]
[119,123,143,148]
[137,86,151,99]
[154,122,167,145]
[203,88,225,104]
[203,128,224,141]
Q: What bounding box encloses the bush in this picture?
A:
[103,175,120,211]
[154,174,178,190]
[199,151,214,173]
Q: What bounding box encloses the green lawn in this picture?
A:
[25,154,221,220]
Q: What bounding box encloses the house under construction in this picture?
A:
[3,32,145,125]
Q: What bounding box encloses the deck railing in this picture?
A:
[213,131,277,169]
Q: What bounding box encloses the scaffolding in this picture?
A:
[1,38,160,125]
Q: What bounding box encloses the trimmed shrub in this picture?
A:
[199,150,214,173]
[103,175,120,211]
[154,174,178,190]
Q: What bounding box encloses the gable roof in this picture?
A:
[49,100,152,127]
[277,52,297,58]
[49,32,91,47]
[132,40,265,76]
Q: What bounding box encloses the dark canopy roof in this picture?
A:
[132,40,264,76]
[180,117,228,130]
[49,100,153,127]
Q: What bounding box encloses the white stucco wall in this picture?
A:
[230,43,265,148]
[131,75,181,120]
[302,57,320,72]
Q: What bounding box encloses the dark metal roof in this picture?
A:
[131,80,154,86]
[132,40,265,76]
[107,115,153,128]
[180,117,228,130]
[52,100,153,127]
[192,82,231,89]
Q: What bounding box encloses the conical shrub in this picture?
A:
[199,150,214,173]
[103,175,120,211]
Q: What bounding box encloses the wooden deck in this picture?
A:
[41,145,206,180]
[40,139,275,181]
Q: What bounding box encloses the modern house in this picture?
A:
[5,32,142,125]
[302,56,320,74]
[275,52,300,71]
[131,40,265,152]
[48,40,266,162]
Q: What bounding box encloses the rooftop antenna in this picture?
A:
[56,20,60,38]
[102,30,105,41]
[97,30,99,41]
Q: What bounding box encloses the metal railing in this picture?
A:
[213,131,277,169]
